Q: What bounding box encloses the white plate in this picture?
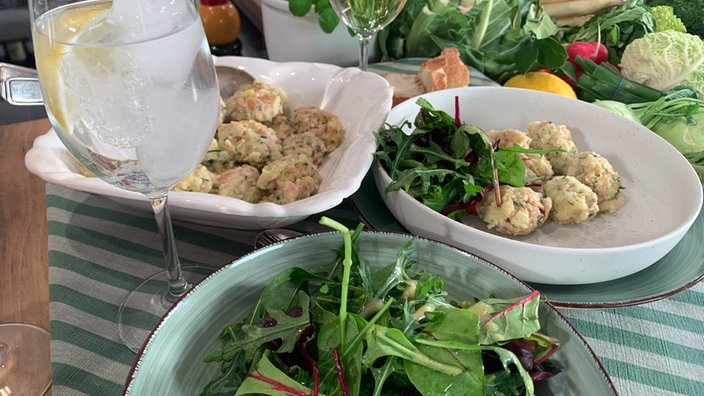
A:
[374,86,703,285]
[24,56,393,229]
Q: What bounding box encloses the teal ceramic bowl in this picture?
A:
[123,231,617,395]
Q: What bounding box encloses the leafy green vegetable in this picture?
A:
[651,113,704,183]
[619,31,704,99]
[288,0,340,33]
[627,87,702,130]
[378,0,566,84]
[651,109,704,152]
[651,5,687,33]
[594,89,704,183]
[236,351,316,396]
[557,0,654,63]
[647,0,704,39]
[201,217,560,395]
[634,92,704,182]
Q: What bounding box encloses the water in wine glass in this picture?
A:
[330,0,406,70]
[32,0,220,196]
[30,0,221,352]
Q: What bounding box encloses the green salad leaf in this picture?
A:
[236,351,316,396]
[201,217,560,395]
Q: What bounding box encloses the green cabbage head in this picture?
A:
[620,31,704,97]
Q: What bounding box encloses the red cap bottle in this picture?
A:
[198,0,241,46]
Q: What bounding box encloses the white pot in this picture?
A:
[261,0,380,66]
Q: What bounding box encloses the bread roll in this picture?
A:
[381,47,470,107]
[418,47,470,92]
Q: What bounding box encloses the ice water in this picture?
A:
[32,0,220,197]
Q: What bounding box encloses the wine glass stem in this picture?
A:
[150,194,188,302]
[357,33,373,71]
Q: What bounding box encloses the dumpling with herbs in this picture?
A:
[475,186,552,236]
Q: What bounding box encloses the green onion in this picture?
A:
[574,57,664,104]
[628,88,703,130]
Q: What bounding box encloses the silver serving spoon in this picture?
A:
[254,228,303,249]
[0,62,254,105]
[216,65,255,99]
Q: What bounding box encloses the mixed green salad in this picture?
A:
[200,218,560,395]
[374,97,555,217]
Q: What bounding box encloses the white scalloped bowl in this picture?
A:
[374,87,703,285]
[25,56,393,229]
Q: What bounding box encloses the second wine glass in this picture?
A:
[329,0,407,70]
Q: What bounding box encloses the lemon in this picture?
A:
[503,72,577,99]
[33,4,109,131]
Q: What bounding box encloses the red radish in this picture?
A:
[561,41,609,92]
[566,41,608,65]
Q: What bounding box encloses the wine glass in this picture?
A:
[0,323,51,394]
[29,0,221,352]
[329,0,407,70]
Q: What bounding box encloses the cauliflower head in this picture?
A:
[620,31,704,97]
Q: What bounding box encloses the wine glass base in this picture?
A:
[117,265,214,353]
[0,323,52,395]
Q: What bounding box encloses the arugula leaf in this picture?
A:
[363,324,463,376]
[369,238,415,300]
[369,357,402,396]
[251,267,332,320]
[205,291,311,362]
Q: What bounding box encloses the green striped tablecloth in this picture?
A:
[48,182,704,396]
[47,60,703,395]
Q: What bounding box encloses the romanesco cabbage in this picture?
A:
[651,6,687,33]
[647,0,704,39]
[620,31,704,97]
